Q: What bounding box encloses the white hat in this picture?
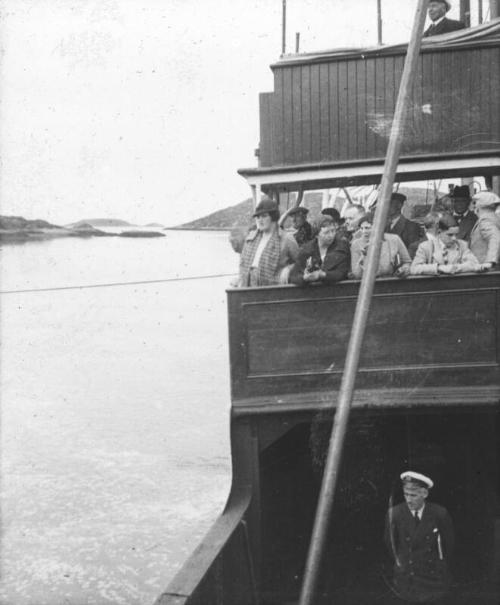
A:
[473,191,500,210]
[400,471,434,489]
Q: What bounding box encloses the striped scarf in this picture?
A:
[239,225,281,286]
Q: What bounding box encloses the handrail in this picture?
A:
[153,485,253,605]
[298,2,430,604]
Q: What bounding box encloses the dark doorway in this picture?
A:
[259,407,499,605]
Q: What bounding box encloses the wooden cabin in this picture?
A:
[155,22,500,605]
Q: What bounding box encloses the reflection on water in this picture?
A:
[0,231,238,604]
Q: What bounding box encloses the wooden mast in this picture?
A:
[297,2,430,604]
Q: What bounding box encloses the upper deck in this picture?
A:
[228,272,500,414]
[239,21,500,191]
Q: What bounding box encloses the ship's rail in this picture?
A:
[228,272,500,410]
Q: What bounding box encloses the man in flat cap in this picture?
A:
[423,1,465,37]
[385,193,421,250]
[284,205,314,246]
[385,471,454,604]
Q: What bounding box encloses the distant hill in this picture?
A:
[174,187,445,230]
[67,218,132,228]
[144,222,165,228]
[0,215,61,230]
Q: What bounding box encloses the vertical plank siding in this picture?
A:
[261,44,500,167]
[259,93,273,167]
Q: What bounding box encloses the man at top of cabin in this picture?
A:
[287,206,313,246]
[238,196,299,287]
[450,185,477,241]
[289,214,349,285]
[385,193,421,250]
[342,204,365,242]
[469,191,500,270]
[423,1,465,37]
[385,471,454,603]
[411,213,481,275]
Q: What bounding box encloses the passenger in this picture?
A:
[351,214,411,279]
[342,203,365,242]
[423,0,465,37]
[450,185,477,241]
[407,211,442,259]
[238,197,299,287]
[411,213,481,275]
[289,214,349,285]
[385,193,421,250]
[385,471,454,604]
[321,207,342,224]
[287,206,313,246]
[469,191,500,270]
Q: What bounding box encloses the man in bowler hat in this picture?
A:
[423,1,465,37]
[450,185,477,242]
[385,471,454,604]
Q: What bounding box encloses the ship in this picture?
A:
[155,5,500,605]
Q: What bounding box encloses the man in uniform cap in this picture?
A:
[450,185,477,242]
[385,471,454,603]
[423,1,465,37]
[385,193,421,250]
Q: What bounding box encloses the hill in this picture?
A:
[0,215,61,230]
[174,187,445,230]
[67,218,132,228]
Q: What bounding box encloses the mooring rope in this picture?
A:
[0,272,237,295]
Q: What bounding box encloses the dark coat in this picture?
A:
[423,17,465,37]
[289,235,350,285]
[386,216,422,250]
[294,221,313,246]
[453,210,478,242]
[385,502,454,603]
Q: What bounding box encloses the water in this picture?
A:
[0,231,238,605]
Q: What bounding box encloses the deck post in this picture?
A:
[297,2,430,604]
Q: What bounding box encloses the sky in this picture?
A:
[0,0,474,227]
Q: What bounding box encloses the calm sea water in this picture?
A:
[0,231,238,605]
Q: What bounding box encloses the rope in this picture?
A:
[0,272,237,295]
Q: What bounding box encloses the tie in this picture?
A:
[414,511,420,527]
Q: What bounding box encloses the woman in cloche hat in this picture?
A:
[238,196,299,287]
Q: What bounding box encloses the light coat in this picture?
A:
[469,211,500,265]
[411,238,480,275]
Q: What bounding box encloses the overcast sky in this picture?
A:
[0,0,470,226]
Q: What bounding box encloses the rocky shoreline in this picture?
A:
[0,216,165,242]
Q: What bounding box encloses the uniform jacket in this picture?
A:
[410,237,480,275]
[289,235,350,285]
[385,215,421,250]
[469,211,500,265]
[385,502,454,603]
[453,210,477,242]
[423,17,465,37]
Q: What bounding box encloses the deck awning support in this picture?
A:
[298,2,430,604]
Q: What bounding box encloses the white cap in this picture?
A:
[473,191,500,209]
[400,471,434,489]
